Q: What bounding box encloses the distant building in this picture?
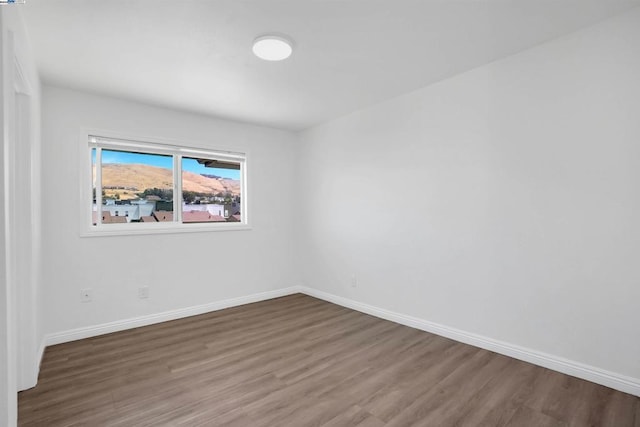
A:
[225,202,241,217]
[92,200,155,222]
[181,202,240,218]
[91,200,239,224]
[155,200,173,211]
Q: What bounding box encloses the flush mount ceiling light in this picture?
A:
[252,34,294,61]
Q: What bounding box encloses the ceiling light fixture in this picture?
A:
[252,34,294,61]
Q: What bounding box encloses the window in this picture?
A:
[87,135,247,235]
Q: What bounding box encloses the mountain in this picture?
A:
[182,169,240,195]
[96,164,240,199]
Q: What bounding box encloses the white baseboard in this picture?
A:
[44,286,301,346]
[298,287,640,397]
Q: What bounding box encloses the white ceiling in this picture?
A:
[22,0,640,131]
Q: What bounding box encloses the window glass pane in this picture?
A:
[99,149,173,224]
[181,157,242,223]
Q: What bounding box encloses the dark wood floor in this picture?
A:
[19,294,639,426]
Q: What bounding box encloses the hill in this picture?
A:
[95,164,240,200]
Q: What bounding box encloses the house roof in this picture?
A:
[110,216,128,223]
[183,210,226,223]
[227,214,241,222]
[153,211,174,222]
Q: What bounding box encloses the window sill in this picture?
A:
[80,222,252,237]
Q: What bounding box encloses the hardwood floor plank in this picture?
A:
[505,405,567,427]
[412,350,515,426]
[382,348,512,427]
[593,389,640,427]
[321,406,385,427]
[18,294,640,426]
[447,358,540,427]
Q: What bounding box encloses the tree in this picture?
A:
[182,191,196,204]
[138,188,174,201]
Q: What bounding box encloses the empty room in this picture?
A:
[1,0,640,426]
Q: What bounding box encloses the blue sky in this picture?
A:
[94,149,240,180]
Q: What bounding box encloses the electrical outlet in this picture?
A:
[350,274,358,288]
[80,288,92,303]
[138,286,150,299]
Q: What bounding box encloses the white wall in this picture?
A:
[41,86,298,337]
[296,7,640,384]
[1,5,42,425]
[0,9,10,425]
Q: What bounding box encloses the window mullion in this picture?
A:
[96,147,103,226]
[174,155,182,223]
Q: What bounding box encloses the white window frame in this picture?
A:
[80,131,250,237]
